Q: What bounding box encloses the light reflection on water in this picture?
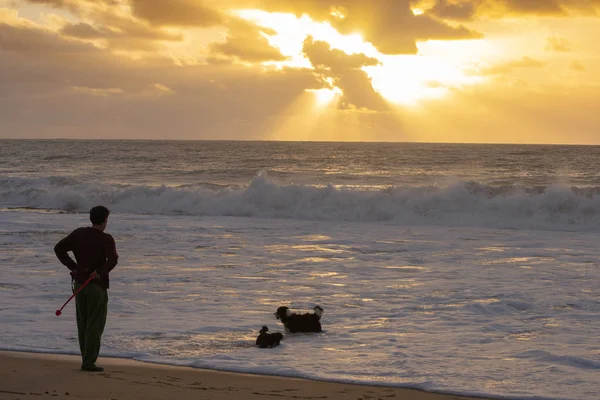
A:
[106,330,258,358]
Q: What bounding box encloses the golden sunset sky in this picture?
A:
[1,0,599,143]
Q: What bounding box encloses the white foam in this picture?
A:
[1,172,599,231]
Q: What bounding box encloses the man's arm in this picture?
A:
[97,235,118,277]
[54,232,78,271]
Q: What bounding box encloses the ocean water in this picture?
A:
[1,140,599,400]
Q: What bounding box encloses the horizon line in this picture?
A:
[1,138,599,147]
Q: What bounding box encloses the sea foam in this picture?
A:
[1,172,598,230]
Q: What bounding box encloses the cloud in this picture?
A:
[545,36,574,52]
[302,37,380,71]
[26,0,118,4]
[499,0,565,15]
[19,0,483,56]
[23,0,121,16]
[0,20,177,97]
[23,0,80,14]
[67,83,175,98]
[20,0,189,51]
[428,0,478,20]
[329,2,481,54]
[482,56,547,75]
[570,60,586,72]
[24,0,225,27]
[60,22,112,39]
[208,18,285,63]
[0,20,99,56]
[424,0,600,20]
[223,0,482,55]
[506,56,547,68]
[24,0,70,6]
[302,36,387,111]
[0,15,330,139]
[130,0,223,27]
[60,21,183,50]
[69,86,124,96]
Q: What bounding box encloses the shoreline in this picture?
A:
[0,350,494,400]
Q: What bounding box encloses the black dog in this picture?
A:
[255,326,283,348]
[274,305,323,333]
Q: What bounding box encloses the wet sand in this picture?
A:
[0,351,492,400]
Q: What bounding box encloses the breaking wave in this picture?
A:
[1,172,599,230]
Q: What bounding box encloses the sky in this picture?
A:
[1,0,599,144]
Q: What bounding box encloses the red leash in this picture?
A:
[55,273,96,316]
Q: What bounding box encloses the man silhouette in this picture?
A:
[54,205,119,372]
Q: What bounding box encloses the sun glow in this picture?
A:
[307,87,343,106]
[235,9,488,106]
[367,53,486,105]
[235,9,379,67]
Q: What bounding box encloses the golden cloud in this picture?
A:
[428,0,478,20]
[569,60,586,72]
[60,21,183,50]
[208,18,285,63]
[20,0,192,52]
[130,0,223,27]
[21,0,483,56]
[302,37,387,111]
[24,0,121,16]
[425,0,600,19]
[213,0,482,54]
[479,56,547,76]
[0,13,327,138]
[302,38,380,71]
[505,56,547,68]
[0,20,99,55]
[546,36,574,52]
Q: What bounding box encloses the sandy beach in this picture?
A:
[0,351,491,400]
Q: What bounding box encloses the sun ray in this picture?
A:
[262,87,342,141]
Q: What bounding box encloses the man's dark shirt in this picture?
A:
[54,227,118,289]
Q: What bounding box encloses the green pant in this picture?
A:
[74,282,108,368]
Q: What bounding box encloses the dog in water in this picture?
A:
[255,326,283,348]
[274,305,324,333]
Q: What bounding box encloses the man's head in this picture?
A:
[90,205,110,231]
